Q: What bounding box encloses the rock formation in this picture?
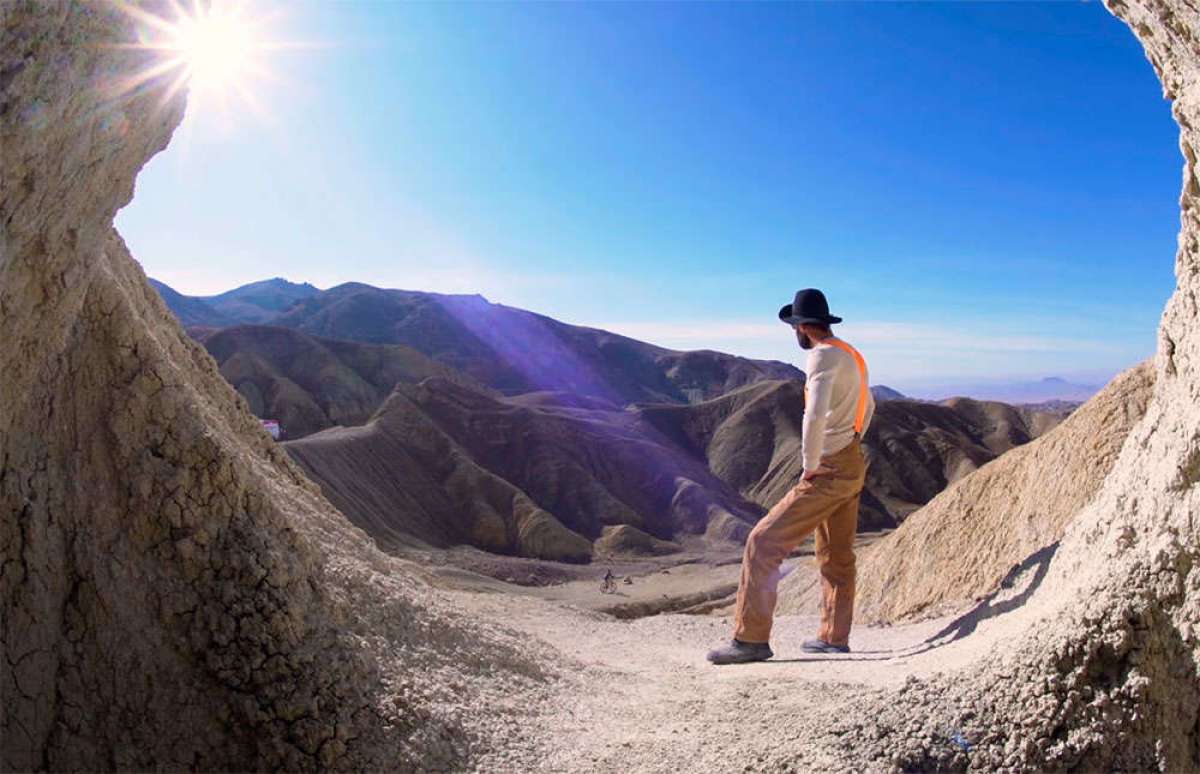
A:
[1,4,547,770]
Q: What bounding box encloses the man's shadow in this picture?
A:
[767,541,1060,663]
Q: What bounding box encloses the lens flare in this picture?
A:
[113,0,306,125]
[172,6,256,90]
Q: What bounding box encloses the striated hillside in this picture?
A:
[286,378,764,562]
[285,372,1066,564]
[638,381,1066,528]
[164,282,1067,539]
[862,395,1064,520]
[198,324,477,438]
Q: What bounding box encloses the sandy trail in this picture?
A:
[453,554,1053,772]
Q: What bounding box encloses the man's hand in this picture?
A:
[802,464,834,481]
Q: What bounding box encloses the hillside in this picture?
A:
[154,278,804,406]
[148,278,235,327]
[284,371,1067,565]
[198,277,320,323]
[198,324,476,438]
[286,378,764,562]
[638,382,1066,528]
[186,300,1068,545]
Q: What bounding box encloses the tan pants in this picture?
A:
[733,438,867,646]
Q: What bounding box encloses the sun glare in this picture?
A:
[172,6,256,90]
[114,0,302,125]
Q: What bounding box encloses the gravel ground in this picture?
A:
[449,556,1052,773]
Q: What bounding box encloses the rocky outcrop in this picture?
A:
[0,4,547,770]
[593,525,683,558]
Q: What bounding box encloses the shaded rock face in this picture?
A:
[1,4,545,771]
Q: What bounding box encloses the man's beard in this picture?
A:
[797,331,815,350]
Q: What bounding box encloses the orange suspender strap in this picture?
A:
[825,337,869,435]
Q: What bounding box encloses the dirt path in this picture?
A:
[452,555,1053,772]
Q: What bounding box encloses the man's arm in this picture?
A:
[801,347,835,476]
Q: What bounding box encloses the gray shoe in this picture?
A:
[706,639,773,665]
[801,638,849,654]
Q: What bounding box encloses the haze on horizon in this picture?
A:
[116,0,1180,396]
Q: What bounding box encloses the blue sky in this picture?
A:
[117,1,1181,394]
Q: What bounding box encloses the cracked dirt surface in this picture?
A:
[3,0,1200,770]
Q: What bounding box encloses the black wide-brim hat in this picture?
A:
[778,288,842,325]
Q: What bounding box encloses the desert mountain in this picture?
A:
[871,384,906,401]
[638,382,1066,527]
[197,277,320,323]
[154,278,804,406]
[284,370,1066,565]
[148,278,236,327]
[197,324,477,438]
[931,374,1100,403]
[169,285,1066,545]
[286,377,764,563]
[148,277,319,326]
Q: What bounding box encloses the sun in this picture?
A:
[114,0,298,122]
[170,4,258,91]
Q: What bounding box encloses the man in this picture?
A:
[707,288,875,665]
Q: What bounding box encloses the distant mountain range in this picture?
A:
[152,277,1070,563]
[148,277,320,327]
[155,277,802,406]
[921,376,1099,404]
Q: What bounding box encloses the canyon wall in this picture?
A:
[0,4,547,770]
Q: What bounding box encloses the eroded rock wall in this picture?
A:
[1,4,547,770]
[817,1,1200,768]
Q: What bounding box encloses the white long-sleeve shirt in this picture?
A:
[801,338,875,473]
